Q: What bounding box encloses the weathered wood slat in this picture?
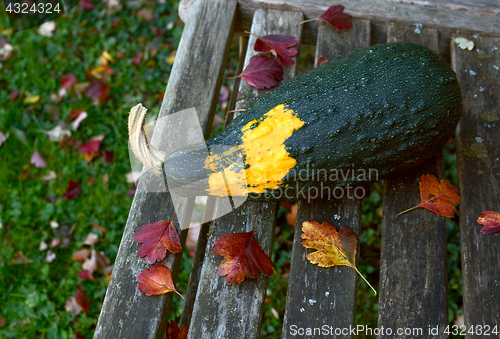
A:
[452,35,500,336]
[187,9,303,339]
[232,0,500,49]
[377,27,449,338]
[282,19,370,339]
[386,0,500,16]
[93,1,237,338]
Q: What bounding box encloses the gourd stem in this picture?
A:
[128,103,167,178]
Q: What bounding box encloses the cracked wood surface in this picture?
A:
[377,26,449,339]
[281,19,369,339]
[452,35,500,337]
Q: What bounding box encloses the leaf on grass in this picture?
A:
[65,297,82,317]
[134,219,182,265]
[86,65,114,80]
[30,149,47,168]
[301,220,376,294]
[301,5,352,31]
[78,270,95,281]
[213,229,274,284]
[251,33,298,67]
[0,131,8,147]
[132,52,142,65]
[75,289,91,314]
[72,248,90,262]
[103,149,114,163]
[71,111,88,131]
[397,174,460,218]
[62,180,81,200]
[43,124,71,142]
[233,55,283,89]
[477,211,500,235]
[81,0,95,10]
[61,74,78,89]
[23,94,41,105]
[82,246,111,274]
[75,331,86,339]
[137,265,185,299]
[10,250,33,264]
[166,320,189,339]
[84,81,110,104]
[79,135,104,162]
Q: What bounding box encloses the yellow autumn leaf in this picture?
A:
[23,94,41,105]
[301,220,376,295]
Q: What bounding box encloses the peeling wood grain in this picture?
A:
[282,19,369,339]
[377,28,448,339]
[93,1,237,338]
[452,35,500,336]
[187,8,303,339]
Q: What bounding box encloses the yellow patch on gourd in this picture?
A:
[206,104,304,196]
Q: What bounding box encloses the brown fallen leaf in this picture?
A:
[301,220,376,295]
[166,319,189,339]
[137,265,185,299]
[397,174,460,218]
[212,213,274,284]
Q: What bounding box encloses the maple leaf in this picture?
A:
[75,288,91,314]
[61,74,78,89]
[231,55,283,89]
[134,212,182,265]
[165,320,189,339]
[477,211,500,235]
[212,228,274,284]
[397,174,460,218]
[79,135,104,162]
[301,220,376,294]
[137,265,185,299]
[300,5,353,31]
[62,180,81,200]
[249,32,298,67]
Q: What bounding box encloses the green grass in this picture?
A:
[0,3,463,338]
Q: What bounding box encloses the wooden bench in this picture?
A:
[94,0,500,338]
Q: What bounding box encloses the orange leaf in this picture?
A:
[301,220,376,294]
[134,218,182,264]
[477,211,500,235]
[165,320,189,339]
[86,65,114,80]
[213,229,274,284]
[397,174,460,218]
[137,265,184,299]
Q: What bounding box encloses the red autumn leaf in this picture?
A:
[81,0,95,10]
[252,33,298,67]
[75,289,91,314]
[477,211,500,235]
[86,65,114,81]
[233,55,283,89]
[92,222,108,233]
[61,74,78,89]
[134,216,182,265]
[0,317,6,329]
[10,89,21,101]
[132,52,142,65]
[84,81,110,104]
[103,149,114,163]
[317,56,329,67]
[62,180,81,200]
[77,270,95,281]
[79,139,102,154]
[213,229,274,284]
[397,174,460,218]
[301,5,353,31]
[165,320,189,339]
[75,331,86,339]
[137,265,185,299]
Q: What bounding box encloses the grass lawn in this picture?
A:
[0,1,463,338]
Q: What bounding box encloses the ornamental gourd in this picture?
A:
[129,43,462,201]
